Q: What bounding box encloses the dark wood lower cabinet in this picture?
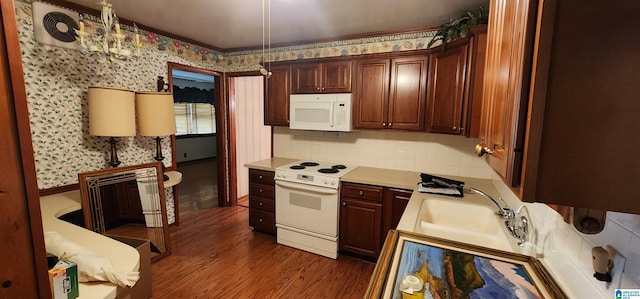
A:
[382,188,412,243]
[340,183,411,260]
[248,169,276,234]
[339,197,382,258]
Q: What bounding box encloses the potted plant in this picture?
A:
[427,6,488,50]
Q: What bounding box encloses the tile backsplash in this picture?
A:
[273,127,493,178]
[274,127,640,289]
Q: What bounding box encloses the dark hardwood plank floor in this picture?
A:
[177,158,219,215]
[151,206,376,298]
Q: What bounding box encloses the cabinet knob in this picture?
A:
[259,189,263,193]
[389,122,392,128]
[317,87,321,91]
[359,190,364,196]
[321,87,325,91]
[259,218,263,222]
[382,122,387,127]
[259,175,263,179]
[474,143,494,157]
[259,202,263,206]
[453,126,457,131]
[342,202,346,206]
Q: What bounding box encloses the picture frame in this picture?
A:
[365,230,567,299]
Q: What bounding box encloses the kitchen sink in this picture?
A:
[415,197,514,251]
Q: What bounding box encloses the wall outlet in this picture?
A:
[183,153,187,158]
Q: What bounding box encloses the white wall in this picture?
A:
[232,76,271,198]
[273,127,640,289]
[175,136,216,163]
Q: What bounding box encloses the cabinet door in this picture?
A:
[339,198,382,258]
[465,25,488,138]
[478,0,535,186]
[264,65,290,126]
[354,58,390,129]
[427,43,468,135]
[388,56,429,131]
[382,188,412,242]
[322,61,352,93]
[291,63,321,93]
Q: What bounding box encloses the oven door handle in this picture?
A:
[275,180,338,195]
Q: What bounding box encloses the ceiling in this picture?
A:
[62,0,489,51]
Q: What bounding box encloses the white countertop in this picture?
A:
[40,191,140,299]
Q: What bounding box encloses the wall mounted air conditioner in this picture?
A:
[32,1,79,50]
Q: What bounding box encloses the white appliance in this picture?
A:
[289,93,353,132]
[275,161,355,259]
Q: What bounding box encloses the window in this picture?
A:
[172,84,216,136]
[174,103,216,135]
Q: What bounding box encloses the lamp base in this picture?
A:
[108,137,121,168]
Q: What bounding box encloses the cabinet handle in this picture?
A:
[259,175,263,179]
[259,189,263,193]
[342,202,346,206]
[359,190,364,196]
[474,143,494,157]
[453,126,457,131]
[382,122,387,127]
[317,87,321,91]
[259,202,263,206]
[259,218,263,222]
[389,122,392,128]
[321,87,325,91]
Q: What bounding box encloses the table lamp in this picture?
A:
[135,91,176,180]
[88,86,136,168]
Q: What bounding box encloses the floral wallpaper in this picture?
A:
[16,1,437,221]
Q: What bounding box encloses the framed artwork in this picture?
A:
[365,230,567,299]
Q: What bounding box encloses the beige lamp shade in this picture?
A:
[88,86,136,136]
[135,91,177,136]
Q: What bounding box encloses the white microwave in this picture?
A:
[289,93,353,132]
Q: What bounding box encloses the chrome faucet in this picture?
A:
[467,187,531,245]
[467,187,514,219]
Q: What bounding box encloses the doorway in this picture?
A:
[227,75,272,206]
[167,63,226,224]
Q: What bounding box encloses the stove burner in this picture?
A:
[300,162,319,167]
[290,165,305,170]
[331,165,347,170]
[318,168,339,174]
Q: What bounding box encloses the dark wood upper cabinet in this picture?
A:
[354,56,428,131]
[264,64,290,126]
[476,0,536,186]
[477,0,640,214]
[291,60,352,94]
[354,58,390,129]
[426,26,487,137]
[427,42,469,135]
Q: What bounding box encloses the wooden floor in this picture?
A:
[151,207,376,298]
[177,158,219,215]
[151,159,376,298]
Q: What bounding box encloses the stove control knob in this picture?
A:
[323,179,329,185]
[330,181,336,186]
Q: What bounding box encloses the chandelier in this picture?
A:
[75,0,141,64]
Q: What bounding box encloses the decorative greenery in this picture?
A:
[427,6,488,50]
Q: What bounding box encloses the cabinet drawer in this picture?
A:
[341,183,383,202]
[249,196,275,212]
[249,169,275,185]
[249,183,275,199]
[249,209,275,234]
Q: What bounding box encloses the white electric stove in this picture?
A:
[274,161,356,259]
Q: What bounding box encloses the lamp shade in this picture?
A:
[88,86,136,136]
[135,91,177,136]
